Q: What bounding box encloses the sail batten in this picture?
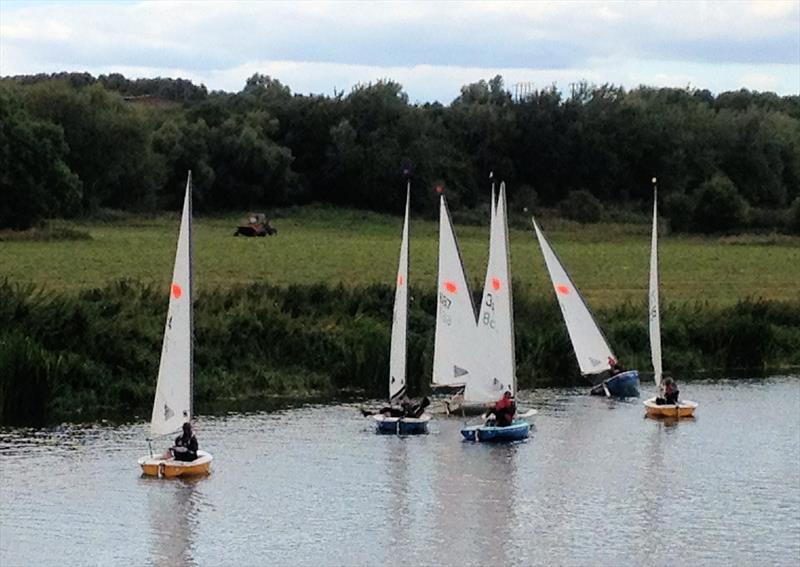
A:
[388,184,410,402]
[649,187,663,387]
[532,217,614,376]
[150,173,193,438]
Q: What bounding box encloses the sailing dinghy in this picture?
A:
[433,183,518,415]
[459,183,534,441]
[138,172,212,477]
[531,218,639,398]
[460,418,531,442]
[373,182,430,435]
[643,179,697,419]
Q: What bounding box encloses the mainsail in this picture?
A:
[532,217,614,377]
[475,182,516,397]
[649,186,663,388]
[432,195,478,389]
[150,173,193,438]
[388,184,410,403]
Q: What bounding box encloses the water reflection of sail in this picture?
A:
[386,440,410,548]
[430,423,517,565]
[637,421,670,561]
[146,478,200,566]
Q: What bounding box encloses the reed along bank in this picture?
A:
[1,280,798,426]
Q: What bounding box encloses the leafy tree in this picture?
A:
[559,189,604,223]
[206,110,295,209]
[2,72,799,235]
[663,192,694,233]
[22,81,163,210]
[152,116,215,209]
[692,173,748,233]
[0,90,81,229]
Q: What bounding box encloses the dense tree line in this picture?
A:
[1,72,798,232]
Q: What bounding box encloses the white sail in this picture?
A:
[388,184,410,402]
[432,196,478,389]
[532,217,614,376]
[649,188,663,388]
[150,173,193,438]
[475,182,516,398]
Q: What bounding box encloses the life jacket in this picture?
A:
[495,396,515,413]
[174,434,198,455]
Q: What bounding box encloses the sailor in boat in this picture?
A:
[485,391,516,427]
[168,422,199,462]
[402,397,430,418]
[608,356,624,376]
[362,396,430,418]
[655,375,680,405]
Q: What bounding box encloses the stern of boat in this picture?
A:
[643,397,698,419]
[461,419,530,442]
[590,370,640,397]
[139,450,213,478]
[373,414,430,435]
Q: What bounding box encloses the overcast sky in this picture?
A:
[1,0,798,102]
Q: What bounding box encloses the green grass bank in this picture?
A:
[1,279,798,426]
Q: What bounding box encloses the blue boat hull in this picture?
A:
[461,419,530,442]
[374,415,430,435]
[590,370,640,398]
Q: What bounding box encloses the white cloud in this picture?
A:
[1,0,797,97]
[739,72,780,92]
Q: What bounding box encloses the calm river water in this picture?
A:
[1,377,799,566]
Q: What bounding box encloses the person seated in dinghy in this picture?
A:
[169,422,199,462]
[608,356,624,376]
[656,376,680,405]
[364,396,430,418]
[485,391,516,427]
[403,397,430,418]
[380,396,430,418]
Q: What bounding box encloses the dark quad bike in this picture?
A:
[233,213,277,237]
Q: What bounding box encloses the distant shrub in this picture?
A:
[559,190,604,223]
[747,207,787,232]
[451,208,489,227]
[601,207,650,225]
[663,192,694,233]
[691,173,748,233]
[509,183,538,213]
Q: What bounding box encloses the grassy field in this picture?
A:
[1,206,798,308]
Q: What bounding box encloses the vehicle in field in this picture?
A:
[234,213,276,237]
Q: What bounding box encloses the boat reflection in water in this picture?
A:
[430,420,518,566]
[143,476,200,566]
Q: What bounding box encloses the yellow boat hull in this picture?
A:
[138,450,213,478]
[643,397,698,418]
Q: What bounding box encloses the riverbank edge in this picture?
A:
[2,280,798,426]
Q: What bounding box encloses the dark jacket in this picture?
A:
[173,433,198,461]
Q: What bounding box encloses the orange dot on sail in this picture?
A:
[171,283,183,299]
[492,277,501,291]
[444,281,457,294]
[556,284,570,295]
